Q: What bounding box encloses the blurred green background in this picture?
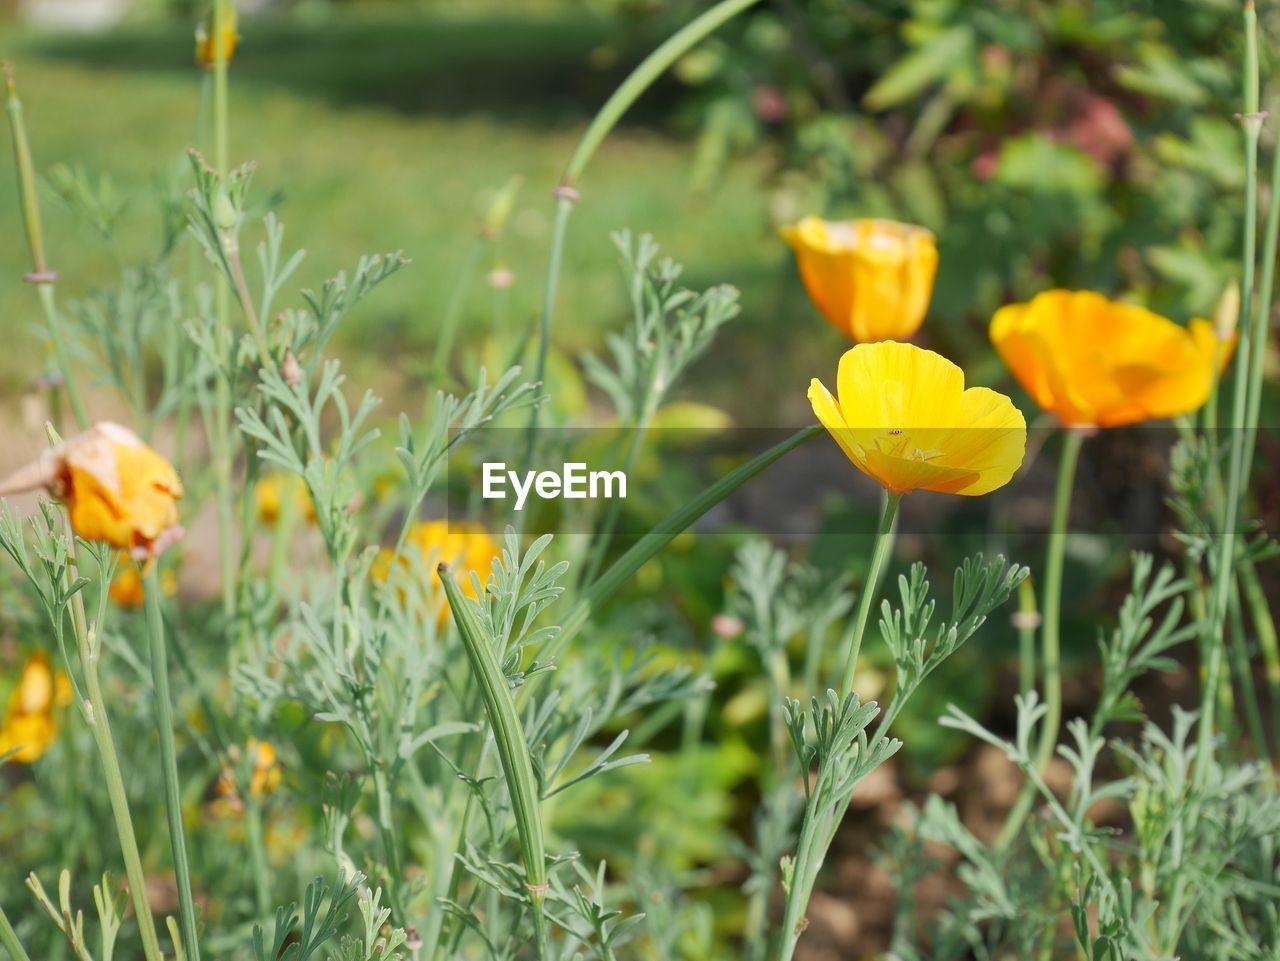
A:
[0,0,1261,415]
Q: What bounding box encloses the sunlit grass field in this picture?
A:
[0,8,796,399]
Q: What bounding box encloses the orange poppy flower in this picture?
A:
[781,217,937,342]
[990,290,1234,427]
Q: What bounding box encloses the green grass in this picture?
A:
[0,9,820,406]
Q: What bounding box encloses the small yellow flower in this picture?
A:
[254,473,316,526]
[990,290,1235,428]
[781,217,938,342]
[0,654,72,764]
[809,341,1027,496]
[372,521,500,624]
[109,555,178,609]
[195,3,238,69]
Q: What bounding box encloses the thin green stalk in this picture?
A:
[433,236,485,382]
[60,533,162,961]
[372,763,407,922]
[1240,557,1280,744]
[1243,102,1280,484]
[1196,1,1263,786]
[542,425,823,668]
[838,492,901,696]
[144,563,201,961]
[5,64,88,430]
[997,427,1084,852]
[0,903,32,961]
[1227,580,1267,757]
[243,792,272,919]
[526,0,765,454]
[439,566,549,959]
[204,0,238,621]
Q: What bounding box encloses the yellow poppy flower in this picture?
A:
[195,4,238,68]
[990,290,1234,428]
[372,521,500,624]
[781,217,938,342]
[0,654,72,764]
[254,473,316,526]
[809,341,1027,496]
[109,555,178,609]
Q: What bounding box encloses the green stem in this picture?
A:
[208,0,237,621]
[144,563,201,961]
[1196,2,1262,786]
[543,425,823,668]
[1227,580,1267,757]
[1242,95,1280,485]
[4,66,89,430]
[996,427,1084,852]
[0,903,32,961]
[838,492,900,696]
[433,236,485,383]
[1240,557,1280,747]
[243,792,272,919]
[439,566,549,959]
[62,547,162,961]
[561,0,764,185]
[525,0,765,456]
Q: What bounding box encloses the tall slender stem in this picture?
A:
[4,64,88,430]
[997,427,1084,851]
[433,236,485,383]
[838,492,901,695]
[525,0,765,455]
[144,563,201,961]
[1196,1,1263,785]
[57,524,162,961]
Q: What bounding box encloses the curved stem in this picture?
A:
[525,0,765,456]
[440,567,549,959]
[838,492,900,695]
[144,564,201,961]
[996,427,1083,852]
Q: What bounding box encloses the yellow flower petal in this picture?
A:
[810,341,1027,496]
[781,217,937,342]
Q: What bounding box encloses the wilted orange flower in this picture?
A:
[372,521,500,623]
[254,474,316,526]
[109,555,178,608]
[0,423,184,558]
[809,341,1027,496]
[195,5,238,68]
[990,290,1234,428]
[0,654,73,764]
[781,217,937,342]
